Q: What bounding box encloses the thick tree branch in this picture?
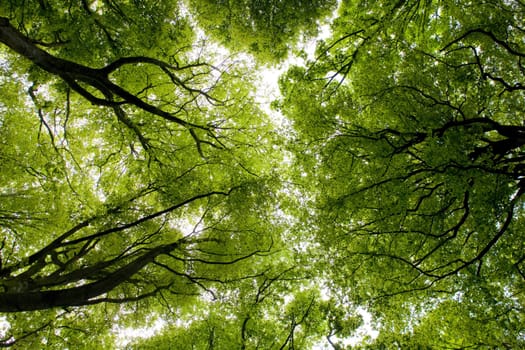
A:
[0,16,220,146]
[0,241,180,312]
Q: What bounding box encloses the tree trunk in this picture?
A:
[0,17,100,78]
[0,242,178,312]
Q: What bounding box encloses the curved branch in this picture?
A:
[63,189,235,247]
[442,28,525,58]
[0,16,216,136]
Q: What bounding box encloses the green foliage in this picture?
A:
[279,0,525,347]
[188,0,337,63]
[2,0,525,348]
[0,1,316,347]
[1,0,193,61]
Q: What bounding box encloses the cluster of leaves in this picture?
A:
[188,0,338,63]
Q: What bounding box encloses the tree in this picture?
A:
[0,1,316,347]
[279,0,525,347]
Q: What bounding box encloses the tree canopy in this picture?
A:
[280,0,525,347]
[0,0,524,349]
[188,0,337,62]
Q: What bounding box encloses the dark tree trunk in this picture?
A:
[0,242,177,312]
